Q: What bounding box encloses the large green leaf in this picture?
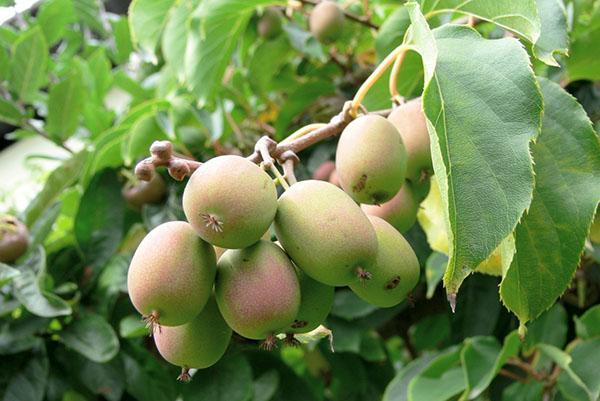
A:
[128,0,175,58]
[123,352,177,401]
[184,0,284,105]
[556,339,600,401]
[37,0,76,46]
[0,263,20,287]
[376,6,411,60]
[8,27,48,102]
[408,346,465,401]
[0,97,25,125]
[407,4,542,296]
[532,0,568,66]
[248,36,293,96]
[60,313,119,363]
[574,305,600,340]
[162,0,197,82]
[46,68,86,141]
[383,353,438,401]
[2,347,49,401]
[500,78,600,326]
[565,4,600,81]
[419,0,541,43]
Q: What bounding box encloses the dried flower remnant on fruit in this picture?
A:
[284,333,301,347]
[202,213,224,233]
[260,334,278,351]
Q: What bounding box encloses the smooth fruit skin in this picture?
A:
[122,173,166,209]
[215,240,300,340]
[388,98,433,183]
[154,296,231,369]
[182,155,277,249]
[0,216,29,263]
[350,216,419,307]
[257,8,283,39]
[361,181,419,233]
[274,180,378,286]
[336,115,407,204]
[288,269,335,334]
[127,221,216,326]
[309,0,345,43]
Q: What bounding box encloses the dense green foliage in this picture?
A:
[0,0,599,400]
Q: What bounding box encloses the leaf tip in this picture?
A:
[447,292,457,313]
[518,323,527,341]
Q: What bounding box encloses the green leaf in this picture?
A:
[330,288,378,320]
[73,0,105,35]
[452,275,501,340]
[410,314,451,352]
[8,27,48,102]
[119,315,147,338]
[248,36,292,96]
[184,0,285,105]
[162,0,197,82]
[253,370,279,401]
[425,252,447,298]
[574,305,600,340]
[502,381,544,401]
[523,303,567,351]
[419,0,541,43]
[123,352,177,401]
[376,6,411,60]
[37,0,76,46]
[0,263,20,287]
[60,313,119,363]
[124,112,168,165]
[74,169,125,269]
[87,48,113,104]
[128,0,176,58]
[12,247,72,318]
[46,68,86,141]
[407,4,543,296]
[2,347,49,401]
[460,333,520,400]
[565,5,600,81]
[500,78,600,326]
[383,353,438,401]
[182,354,253,401]
[24,151,88,227]
[0,45,9,80]
[0,97,25,125]
[109,16,133,64]
[408,346,465,401]
[532,0,569,66]
[556,339,600,401]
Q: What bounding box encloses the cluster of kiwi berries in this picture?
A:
[126,96,432,381]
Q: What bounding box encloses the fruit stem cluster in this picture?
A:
[134,141,202,182]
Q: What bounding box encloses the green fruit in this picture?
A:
[127,221,216,327]
[313,160,336,181]
[361,181,419,233]
[287,268,335,334]
[122,173,166,209]
[412,175,431,202]
[154,296,231,380]
[388,98,433,183]
[182,155,277,249]
[215,240,300,344]
[336,115,407,204]
[274,180,378,286]
[0,215,29,263]
[350,216,419,307]
[257,8,283,39]
[309,0,345,43]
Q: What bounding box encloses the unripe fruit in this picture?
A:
[350,216,419,307]
[274,180,378,286]
[312,160,336,181]
[127,221,216,327]
[361,181,419,233]
[287,269,335,335]
[183,155,277,249]
[309,0,345,43]
[215,240,300,348]
[412,175,431,202]
[0,215,29,263]
[122,173,167,209]
[336,115,407,204]
[257,8,283,40]
[388,98,433,183]
[154,296,231,381]
[328,169,340,187]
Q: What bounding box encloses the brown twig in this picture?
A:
[506,357,545,382]
[23,120,75,154]
[134,141,202,182]
[299,0,379,29]
[499,368,527,383]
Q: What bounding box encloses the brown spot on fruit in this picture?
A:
[385,276,401,290]
[291,319,308,329]
[352,174,367,193]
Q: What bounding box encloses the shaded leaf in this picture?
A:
[532,0,569,66]
[574,305,600,340]
[60,313,119,363]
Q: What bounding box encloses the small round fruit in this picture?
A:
[274,180,378,286]
[288,269,334,334]
[361,181,419,233]
[122,173,167,209]
[257,8,283,39]
[154,296,232,381]
[309,0,345,43]
[350,216,419,307]
[388,98,433,183]
[215,240,300,347]
[336,115,407,204]
[182,155,277,249]
[127,221,216,327]
[0,215,29,263]
[312,160,336,181]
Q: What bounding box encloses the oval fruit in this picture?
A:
[336,114,407,204]
[362,181,419,233]
[122,173,166,209]
[127,221,216,327]
[388,98,433,183]
[274,180,378,286]
[350,216,419,307]
[215,240,300,347]
[154,296,232,381]
[257,8,282,40]
[183,155,277,249]
[287,268,335,335]
[0,215,29,263]
[309,0,345,43]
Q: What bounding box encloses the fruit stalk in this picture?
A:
[389,49,409,105]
